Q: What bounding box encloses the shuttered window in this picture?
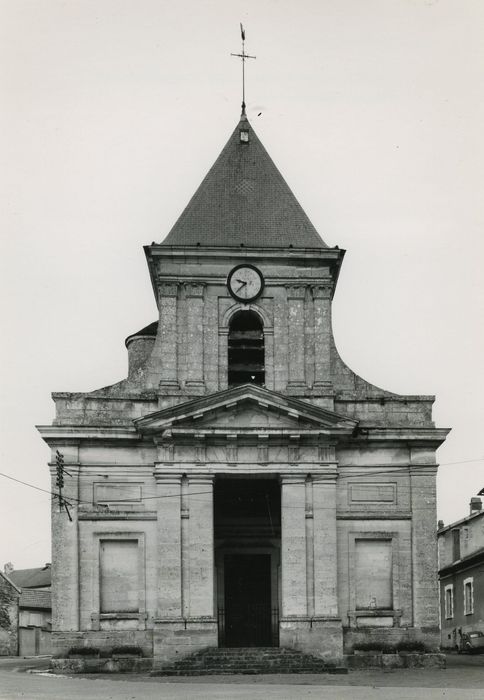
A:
[100,540,139,613]
[355,539,393,610]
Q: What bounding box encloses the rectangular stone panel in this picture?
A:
[94,483,142,504]
[100,539,139,613]
[355,539,392,610]
[349,483,396,504]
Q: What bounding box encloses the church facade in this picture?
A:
[38,112,449,667]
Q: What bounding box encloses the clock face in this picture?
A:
[227,264,264,302]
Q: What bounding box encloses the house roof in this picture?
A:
[0,570,21,595]
[160,114,327,249]
[9,565,51,589]
[19,588,51,610]
[437,509,484,534]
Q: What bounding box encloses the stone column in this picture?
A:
[312,474,338,617]
[280,475,307,616]
[187,476,215,618]
[312,284,332,391]
[184,283,205,392]
[158,282,179,389]
[154,470,182,618]
[409,460,440,636]
[286,285,306,389]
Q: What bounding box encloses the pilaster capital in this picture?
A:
[158,282,179,298]
[311,284,332,300]
[286,284,307,300]
[187,474,215,486]
[408,464,438,477]
[280,474,306,485]
[184,282,205,298]
[153,469,182,485]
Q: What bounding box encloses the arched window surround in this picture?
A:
[219,303,274,391]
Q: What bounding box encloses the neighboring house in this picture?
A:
[38,108,450,669]
[438,497,484,649]
[0,571,20,655]
[9,564,52,656]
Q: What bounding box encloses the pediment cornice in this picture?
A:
[134,384,358,438]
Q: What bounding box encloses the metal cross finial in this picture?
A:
[231,23,256,115]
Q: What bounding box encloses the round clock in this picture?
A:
[227,264,264,302]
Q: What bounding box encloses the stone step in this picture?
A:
[154,647,347,676]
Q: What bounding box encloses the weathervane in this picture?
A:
[231,24,256,115]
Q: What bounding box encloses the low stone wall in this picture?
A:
[51,630,153,658]
[51,657,152,673]
[343,626,441,654]
[346,652,446,669]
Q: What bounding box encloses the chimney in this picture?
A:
[470,497,482,514]
[3,562,14,576]
[438,519,444,530]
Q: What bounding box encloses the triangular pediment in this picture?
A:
[134,384,357,437]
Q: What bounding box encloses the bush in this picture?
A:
[353,642,396,653]
[352,640,429,654]
[395,640,427,653]
[67,646,100,657]
[111,645,143,656]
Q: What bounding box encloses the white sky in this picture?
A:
[1,0,483,568]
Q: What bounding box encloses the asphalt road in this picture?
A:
[0,654,483,700]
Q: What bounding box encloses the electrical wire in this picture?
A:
[0,455,483,510]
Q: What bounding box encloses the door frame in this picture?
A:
[215,545,280,647]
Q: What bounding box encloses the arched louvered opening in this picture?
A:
[228,311,265,387]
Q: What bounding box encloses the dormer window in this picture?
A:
[240,129,249,143]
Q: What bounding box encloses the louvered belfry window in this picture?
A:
[228,311,264,387]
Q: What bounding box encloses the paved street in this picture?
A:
[1,655,484,699]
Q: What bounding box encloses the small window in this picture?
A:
[464,578,474,615]
[452,528,461,561]
[444,584,454,619]
[240,129,249,143]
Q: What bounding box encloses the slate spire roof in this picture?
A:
[160,113,327,248]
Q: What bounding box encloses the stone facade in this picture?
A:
[38,113,449,667]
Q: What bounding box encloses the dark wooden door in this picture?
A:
[223,553,272,647]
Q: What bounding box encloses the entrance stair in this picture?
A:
[154,647,347,675]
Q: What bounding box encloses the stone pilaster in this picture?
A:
[264,327,275,390]
[218,328,229,390]
[286,285,306,389]
[50,453,80,633]
[312,475,338,616]
[158,282,179,389]
[280,475,307,616]
[153,471,182,618]
[409,459,440,635]
[187,476,215,618]
[312,284,333,391]
[184,282,205,391]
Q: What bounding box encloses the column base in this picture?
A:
[279,617,343,664]
[185,380,206,395]
[158,380,180,391]
[152,617,218,669]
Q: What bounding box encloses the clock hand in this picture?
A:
[235,282,247,292]
[235,279,247,286]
